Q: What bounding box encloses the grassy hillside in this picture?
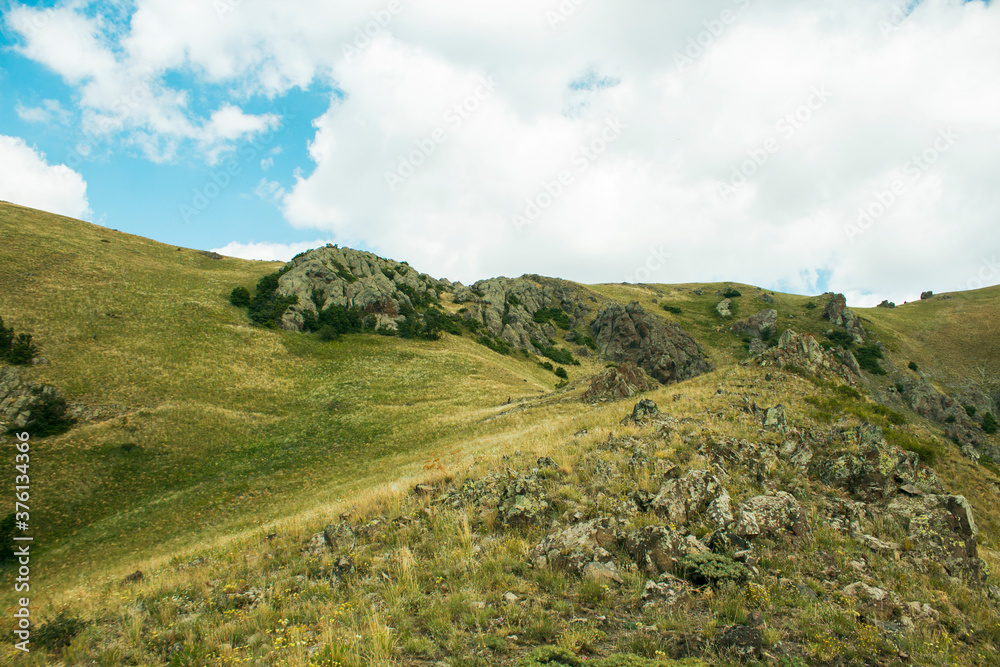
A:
[2,202,1000,666]
[0,202,602,597]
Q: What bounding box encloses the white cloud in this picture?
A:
[9,0,1000,303]
[212,239,334,262]
[16,99,73,125]
[0,135,91,219]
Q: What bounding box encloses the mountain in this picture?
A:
[1,200,999,666]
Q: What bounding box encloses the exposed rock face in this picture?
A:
[0,366,72,433]
[455,275,594,352]
[530,518,624,580]
[734,492,810,540]
[755,330,860,385]
[650,469,727,526]
[731,309,778,340]
[625,526,709,575]
[877,300,896,309]
[582,361,657,401]
[275,245,449,332]
[894,376,1000,462]
[823,293,866,342]
[591,302,713,386]
[921,291,934,300]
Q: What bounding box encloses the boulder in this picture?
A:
[591,302,713,386]
[582,361,657,401]
[716,625,763,660]
[531,518,623,577]
[735,492,810,540]
[822,293,866,342]
[887,493,983,582]
[630,398,660,421]
[650,470,727,526]
[731,309,778,339]
[625,526,709,575]
[877,300,896,309]
[715,299,733,318]
[920,291,934,300]
[641,573,692,606]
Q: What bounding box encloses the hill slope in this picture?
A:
[1,202,1000,666]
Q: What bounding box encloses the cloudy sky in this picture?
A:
[1,0,997,306]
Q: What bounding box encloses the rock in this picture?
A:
[716,299,733,318]
[497,471,550,527]
[755,330,859,385]
[323,522,356,551]
[735,492,810,540]
[581,561,623,585]
[625,526,709,575]
[822,293,866,342]
[650,470,727,526]
[641,573,692,606]
[706,491,736,529]
[716,625,763,660]
[503,592,519,603]
[536,457,560,470]
[877,300,896,309]
[0,366,74,434]
[731,309,778,339]
[631,398,660,421]
[708,530,752,559]
[531,518,624,576]
[122,570,143,585]
[582,361,658,401]
[758,293,776,304]
[591,302,713,386]
[887,493,982,582]
[920,291,934,300]
[414,484,436,497]
[762,404,786,430]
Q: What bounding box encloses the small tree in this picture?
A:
[555,367,568,379]
[229,286,251,307]
[984,413,998,435]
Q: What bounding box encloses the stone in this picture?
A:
[503,592,519,603]
[731,309,778,339]
[591,302,713,386]
[706,491,736,529]
[886,493,982,582]
[631,398,660,421]
[822,293,866,342]
[650,470,727,526]
[536,457,560,470]
[581,561,624,585]
[716,299,733,318]
[323,522,356,551]
[877,300,896,309]
[735,492,810,540]
[641,573,692,606]
[625,526,709,575]
[920,291,934,300]
[582,361,658,401]
[530,518,624,577]
[762,404,786,430]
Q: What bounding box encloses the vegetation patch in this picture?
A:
[0,316,38,365]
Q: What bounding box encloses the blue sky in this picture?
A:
[1,0,998,306]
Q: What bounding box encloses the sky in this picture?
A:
[1,0,998,307]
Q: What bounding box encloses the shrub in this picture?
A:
[245,270,298,328]
[984,413,999,435]
[10,390,75,437]
[533,307,571,329]
[885,430,941,465]
[507,294,521,306]
[679,552,749,587]
[555,367,568,380]
[895,383,906,394]
[0,513,15,564]
[229,286,251,307]
[540,361,554,371]
[0,317,38,365]
[530,338,578,366]
[965,404,977,417]
[825,330,855,348]
[804,302,817,309]
[660,304,682,315]
[853,345,887,375]
[722,288,742,298]
[908,361,919,372]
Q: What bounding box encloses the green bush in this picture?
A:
[0,317,38,365]
[9,391,75,437]
[228,286,251,307]
[825,330,855,349]
[722,288,742,298]
[530,338,578,366]
[885,430,941,465]
[244,269,298,328]
[507,294,521,306]
[945,415,957,424]
[534,307,571,329]
[853,345,887,375]
[0,513,15,564]
[964,404,977,417]
[539,361,554,371]
[805,302,817,309]
[660,304,683,315]
[555,367,568,380]
[679,552,749,587]
[908,361,919,372]
[984,413,999,435]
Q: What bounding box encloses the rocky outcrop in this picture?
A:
[715,299,732,318]
[755,330,860,385]
[275,245,449,332]
[733,493,810,540]
[454,275,593,353]
[731,309,778,340]
[582,361,657,402]
[650,469,728,526]
[591,302,713,386]
[0,366,73,435]
[823,293,866,342]
[895,376,1000,462]
[877,300,896,309]
[530,518,625,582]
